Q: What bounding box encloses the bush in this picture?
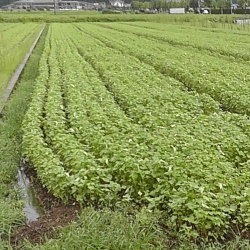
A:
[102,9,122,14]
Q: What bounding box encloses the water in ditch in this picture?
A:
[17,167,44,223]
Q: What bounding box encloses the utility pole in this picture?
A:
[198,0,201,13]
[54,0,56,14]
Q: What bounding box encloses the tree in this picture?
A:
[204,0,213,7]
[131,1,141,9]
[152,0,162,10]
[238,0,246,8]
[217,0,227,8]
[211,0,217,8]
[189,0,199,10]
[142,1,152,9]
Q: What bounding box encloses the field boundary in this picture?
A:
[0,26,45,115]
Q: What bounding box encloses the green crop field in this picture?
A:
[0,23,43,99]
[23,22,250,238]
[0,14,250,249]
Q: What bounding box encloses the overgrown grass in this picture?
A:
[22,207,166,249]
[21,207,250,249]
[0,25,47,249]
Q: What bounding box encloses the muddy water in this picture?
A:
[17,167,44,223]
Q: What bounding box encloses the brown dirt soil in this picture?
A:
[23,166,63,210]
[225,225,250,241]
[11,166,80,247]
[11,205,80,246]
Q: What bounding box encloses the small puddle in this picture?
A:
[17,167,44,223]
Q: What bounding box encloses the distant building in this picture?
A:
[124,3,131,8]
[79,1,95,9]
[169,7,185,14]
[59,1,80,10]
[2,0,81,10]
[97,2,106,9]
[79,1,106,10]
[231,3,238,9]
[108,0,124,8]
[93,2,106,9]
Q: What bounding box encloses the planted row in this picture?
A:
[84,23,250,115]
[107,22,250,61]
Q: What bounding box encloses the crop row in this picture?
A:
[107,22,250,61]
[81,23,250,116]
[97,22,250,84]
[23,24,250,238]
[126,22,250,45]
[68,24,250,169]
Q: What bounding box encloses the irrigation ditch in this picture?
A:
[17,166,44,223]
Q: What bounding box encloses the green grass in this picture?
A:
[0,25,47,249]
[0,23,43,101]
[21,207,166,249]
[21,207,250,249]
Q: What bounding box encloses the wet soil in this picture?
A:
[11,167,80,247]
[23,167,62,210]
[17,167,44,222]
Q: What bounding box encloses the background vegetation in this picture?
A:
[0,11,249,25]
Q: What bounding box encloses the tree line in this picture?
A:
[0,0,248,10]
[131,0,249,10]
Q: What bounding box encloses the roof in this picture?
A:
[16,0,54,2]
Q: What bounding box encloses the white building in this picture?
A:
[109,0,124,8]
[3,0,80,10]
